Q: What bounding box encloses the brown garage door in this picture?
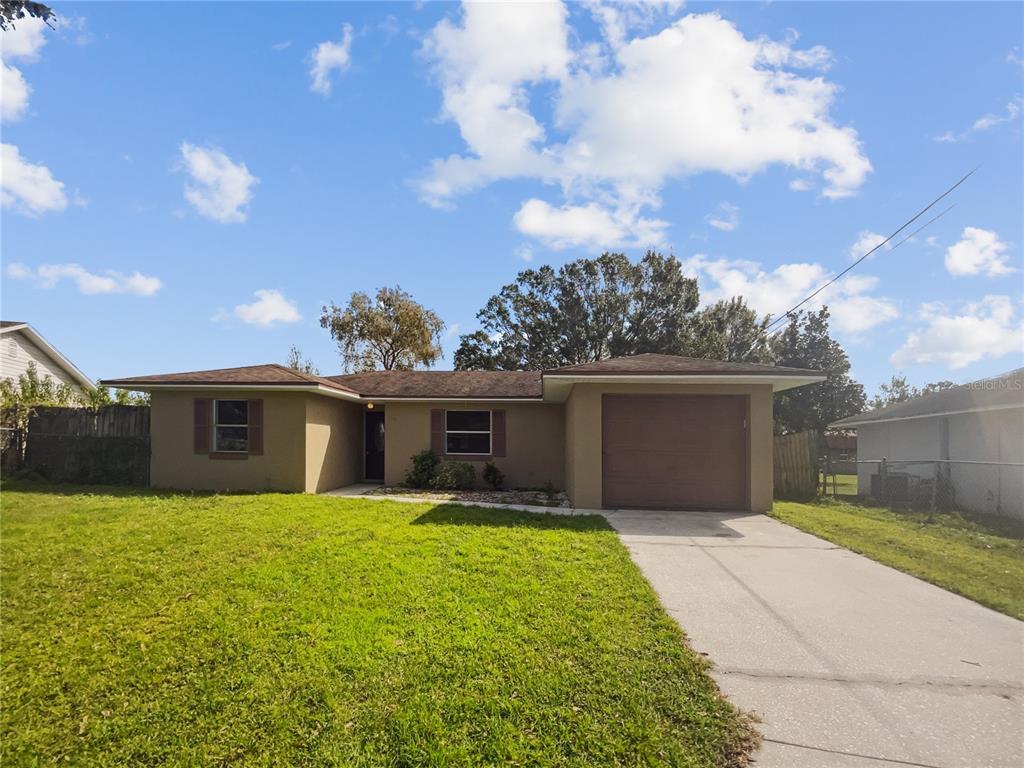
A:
[602,395,747,510]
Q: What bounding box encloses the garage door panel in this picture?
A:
[602,395,747,510]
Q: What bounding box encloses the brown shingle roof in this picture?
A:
[102,364,359,395]
[328,370,542,399]
[103,354,822,399]
[548,353,820,376]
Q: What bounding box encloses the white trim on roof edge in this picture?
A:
[542,373,825,401]
[832,402,1024,428]
[1,323,95,390]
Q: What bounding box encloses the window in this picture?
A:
[214,400,248,452]
[445,410,491,455]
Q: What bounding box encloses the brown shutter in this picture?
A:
[194,398,211,454]
[248,399,263,455]
[491,409,506,457]
[430,409,445,455]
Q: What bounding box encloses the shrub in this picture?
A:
[431,461,476,491]
[406,450,440,488]
[482,461,505,490]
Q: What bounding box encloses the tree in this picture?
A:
[319,286,444,371]
[79,386,150,408]
[286,344,320,376]
[0,362,75,410]
[869,375,956,410]
[684,298,773,363]
[454,251,699,370]
[0,1,54,30]
[771,308,866,434]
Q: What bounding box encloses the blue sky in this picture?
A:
[2,1,1022,396]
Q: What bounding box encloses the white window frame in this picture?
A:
[213,399,249,453]
[445,409,492,455]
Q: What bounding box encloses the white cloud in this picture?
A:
[1,143,67,215]
[682,255,899,334]
[706,202,739,232]
[935,97,1022,143]
[944,227,1015,277]
[5,262,32,279]
[6,262,162,296]
[233,289,301,326]
[1,62,30,121]
[1,15,48,61]
[179,143,258,223]
[272,40,292,51]
[419,5,871,248]
[513,198,667,250]
[1,15,49,123]
[847,230,891,260]
[515,243,534,262]
[309,24,353,95]
[891,296,1024,369]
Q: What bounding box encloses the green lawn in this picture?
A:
[1,485,754,767]
[820,473,858,497]
[772,498,1024,620]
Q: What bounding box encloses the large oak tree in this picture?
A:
[320,286,444,371]
[771,308,865,434]
[454,251,702,370]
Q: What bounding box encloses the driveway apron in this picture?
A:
[605,510,1024,768]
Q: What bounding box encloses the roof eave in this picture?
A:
[542,373,826,402]
[101,381,363,402]
[831,401,1024,428]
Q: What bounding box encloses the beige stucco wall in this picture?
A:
[305,396,363,493]
[150,389,308,492]
[382,401,565,490]
[562,382,775,512]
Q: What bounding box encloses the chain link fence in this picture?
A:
[821,457,1024,521]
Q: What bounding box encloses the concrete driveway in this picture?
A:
[605,510,1024,768]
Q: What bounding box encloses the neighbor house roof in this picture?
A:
[0,321,95,391]
[548,353,819,377]
[102,353,826,401]
[328,370,542,399]
[831,368,1024,428]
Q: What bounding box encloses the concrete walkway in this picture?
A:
[604,510,1024,768]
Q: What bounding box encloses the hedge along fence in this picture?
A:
[7,405,150,486]
[774,430,819,501]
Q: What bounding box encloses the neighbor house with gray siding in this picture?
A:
[832,369,1024,519]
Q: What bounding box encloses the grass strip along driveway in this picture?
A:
[772,499,1024,620]
[1,485,754,767]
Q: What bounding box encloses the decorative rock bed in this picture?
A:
[366,486,572,508]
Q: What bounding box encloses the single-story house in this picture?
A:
[831,368,1024,518]
[1,321,95,395]
[103,353,823,511]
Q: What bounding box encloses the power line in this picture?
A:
[760,167,977,336]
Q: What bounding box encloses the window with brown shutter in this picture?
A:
[491,410,506,457]
[430,409,444,455]
[194,398,211,454]
[248,399,263,455]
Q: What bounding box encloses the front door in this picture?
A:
[364,410,385,481]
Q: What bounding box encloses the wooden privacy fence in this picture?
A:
[3,405,150,486]
[774,430,819,500]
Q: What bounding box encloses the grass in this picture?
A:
[772,498,1024,620]
[1,483,754,767]
[819,473,857,496]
